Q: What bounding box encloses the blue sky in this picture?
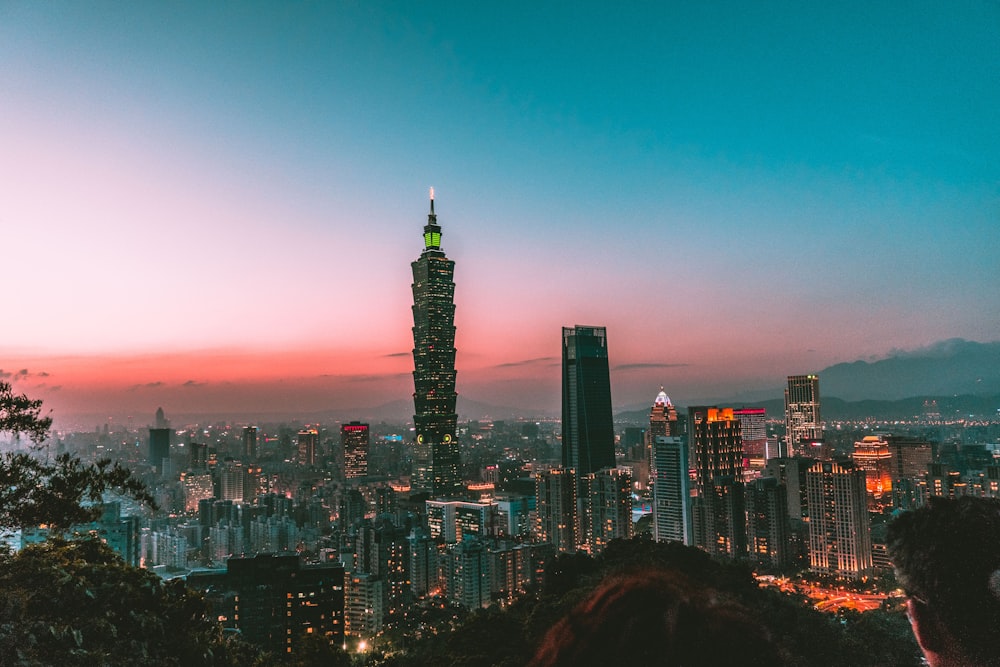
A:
[1,1,997,418]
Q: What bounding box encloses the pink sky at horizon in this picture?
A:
[3,5,997,427]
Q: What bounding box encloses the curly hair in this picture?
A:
[528,568,786,667]
[887,496,1000,665]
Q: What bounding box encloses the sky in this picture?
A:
[1,1,998,425]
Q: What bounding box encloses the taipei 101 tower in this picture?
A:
[410,189,461,496]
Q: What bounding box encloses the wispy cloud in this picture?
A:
[345,372,411,383]
[182,380,205,388]
[613,362,690,372]
[128,381,166,391]
[495,357,557,368]
[384,352,410,358]
[0,368,51,380]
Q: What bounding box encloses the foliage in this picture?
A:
[0,381,155,533]
[0,452,157,533]
[0,381,52,444]
[0,538,264,666]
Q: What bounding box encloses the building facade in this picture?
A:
[561,325,615,479]
[582,467,633,554]
[689,406,746,558]
[410,191,461,496]
[342,421,370,479]
[535,468,578,553]
[806,460,872,579]
[652,435,691,545]
[784,375,823,457]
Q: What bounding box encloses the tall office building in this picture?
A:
[582,467,633,554]
[852,436,893,510]
[242,426,258,461]
[689,407,746,558]
[342,422,370,479]
[219,460,245,502]
[561,326,615,479]
[784,375,823,457]
[187,553,344,655]
[886,435,934,510]
[652,436,691,545]
[746,476,790,568]
[733,407,768,463]
[647,387,679,441]
[298,428,318,467]
[535,468,578,553]
[149,427,170,475]
[410,190,461,496]
[806,460,872,579]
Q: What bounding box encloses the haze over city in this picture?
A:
[2,3,997,423]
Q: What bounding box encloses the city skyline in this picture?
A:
[2,4,998,422]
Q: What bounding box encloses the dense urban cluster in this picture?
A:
[2,197,998,664]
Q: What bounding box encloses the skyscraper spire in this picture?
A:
[422,187,442,253]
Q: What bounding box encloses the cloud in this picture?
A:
[384,352,411,358]
[17,369,28,376]
[37,371,50,377]
[345,372,411,383]
[613,362,691,372]
[182,380,205,388]
[495,357,557,368]
[0,370,11,379]
[128,381,166,391]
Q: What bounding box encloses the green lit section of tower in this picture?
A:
[411,189,461,496]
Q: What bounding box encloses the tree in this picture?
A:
[0,381,155,533]
[0,538,266,666]
[0,381,51,445]
[0,452,156,533]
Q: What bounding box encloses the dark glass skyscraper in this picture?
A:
[561,325,615,478]
[411,191,461,496]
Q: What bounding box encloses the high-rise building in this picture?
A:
[561,326,615,480]
[345,572,384,638]
[219,460,245,502]
[886,435,935,510]
[733,407,768,464]
[342,422,370,479]
[764,456,815,566]
[242,426,258,461]
[188,553,345,655]
[443,536,490,610]
[689,406,746,558]
[183,471,215,512]
[582,467,633,554]
[806,460,872,579]
[852,436,893,510]
[784,375,823,457]
[647,387,679,441]
[410,190,461,496]
[298,428,318,467]
[652,435,691,545]
[149,427,170,475]
[535,468,578,553]
[746,477,789,568]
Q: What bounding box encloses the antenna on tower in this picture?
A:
[429,186,435,214]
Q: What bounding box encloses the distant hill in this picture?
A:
[818,338,1000,401]
[614,339,1000,422]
